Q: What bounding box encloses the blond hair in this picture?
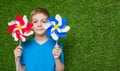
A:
[30,7,49,19]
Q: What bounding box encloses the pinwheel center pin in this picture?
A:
[54,24,59,30]
[17,25,22,31]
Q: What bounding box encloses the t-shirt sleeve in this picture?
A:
[58,42,64,64]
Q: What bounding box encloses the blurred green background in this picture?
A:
[0,0,120,71]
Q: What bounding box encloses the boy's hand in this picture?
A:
[14,46,22,61]
[52,44,62,59]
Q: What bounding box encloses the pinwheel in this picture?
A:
[8,15,33,71]
[8,15,33,45]
[44,14,70,44]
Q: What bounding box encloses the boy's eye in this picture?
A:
[42,21,47,23]
[33,21,37,23]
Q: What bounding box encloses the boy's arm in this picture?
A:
[53,44,65,71]
[14,46,25,71]
[55,58,65,71]
[15,60,26,71]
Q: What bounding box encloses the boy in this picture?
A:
[14,7,65,71]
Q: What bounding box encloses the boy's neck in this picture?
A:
[34,34,48,44]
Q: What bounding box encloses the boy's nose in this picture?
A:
[38,22,42,27]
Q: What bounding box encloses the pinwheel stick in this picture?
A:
[55,40,59,47]
[55,40,58,45]
[19,41,21,46]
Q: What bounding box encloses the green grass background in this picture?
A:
[0,0,120,71]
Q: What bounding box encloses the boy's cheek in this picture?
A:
[32,26,36,31]
[32,26,34,29]
[32,23,36,28]
[31,25,34,30]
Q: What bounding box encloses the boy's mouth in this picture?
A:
[36,28,44,30]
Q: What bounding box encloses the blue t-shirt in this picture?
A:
[20,37,64,71]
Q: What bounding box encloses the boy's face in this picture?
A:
[31,13,48,36]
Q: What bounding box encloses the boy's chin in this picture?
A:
[35,32,46,36]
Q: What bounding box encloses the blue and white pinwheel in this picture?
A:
[44,14,70,41]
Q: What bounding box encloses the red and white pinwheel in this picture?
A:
[8,15,33,42]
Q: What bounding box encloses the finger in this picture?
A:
[14,49,22,56]
[16,48,22,51]
[54,44,59,48]
[55,48,62,52]
[15,49,22,54]
[54,53,58,57]
[53,49,57,55]
[54,48,62,53]
[54,46,61,50]
[15,52,21,56]
[16,51,22,54]
[56,50,62,55]
[53,48,58,51]
[16,55,21,58]
[52,50,60,59]
[16,46,23,50]
[16,53,21,56]
[54,51,61,56]
[53,49,58,55]
[15,53,21,58]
